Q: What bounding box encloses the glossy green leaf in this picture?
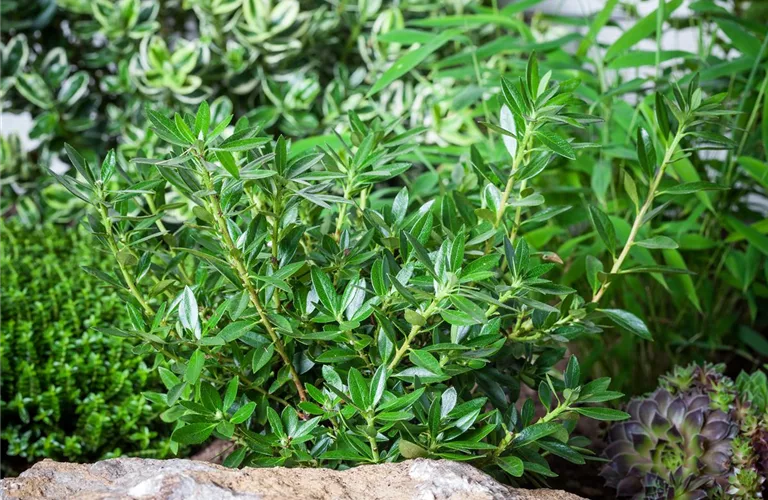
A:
[171,423,216,445]
[601,309,652,341]
[588,205,617,257]
[535,131,575,159]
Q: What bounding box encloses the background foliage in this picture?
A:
[0,0,491,170]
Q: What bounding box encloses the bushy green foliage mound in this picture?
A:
[0,221,174,473]
[54,65,644,481]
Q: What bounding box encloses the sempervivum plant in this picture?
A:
[601,389,736,499]
[661,363,737,413]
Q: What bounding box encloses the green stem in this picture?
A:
[387,300,439,371]
[488,403,571,464]
[270,189,283,309]
[495,127,533,229]
[592,129,685,303]
[539,404,570,423]
[335,201,349,241]
[508,178,528,243]
[365,416,380,462]
[200,169,307,402]
[145,194,193,285]
[99,203,154,316]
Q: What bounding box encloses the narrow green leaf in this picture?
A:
[368,29,461,96]
[216,150,240,178]
[370,366,388,409]
[195,101,210,136]
[535,131,575,159]
[172,423,216,445]
[726,216,768,257]
[223,447,246,468]
[64,143,94,184]
[511,422,562,447]
[311,267,338,314]
[179,286,199,333]
[577,0,619,56]
[715,19,762,57]
[223,377,238,411]
[399,439,428,458]
[605,0,684,60]
[215,137,270,153]
[655,92,671,139]
[585,255,603,296]
[185,349,205,384]
[403,231,438,280]
[409,350,444,375]
[573,407,629,421]
[659,181,728,195]
[588,205,617,256]
[601,309,652,340]
[635,236,678,249]
[146,108,187,146]
[636,128,656,177]
[252,343,275,373]
[100,150,116,183]
[231,402,257,424]
[497,455,524,477]
[347,368,370,409]
[564,355,580,389]
[218,321,252,342]
[174,113,196,143]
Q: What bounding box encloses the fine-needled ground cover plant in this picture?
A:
[53,66,643,483]
[0,221,175,476]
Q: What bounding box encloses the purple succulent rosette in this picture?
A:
[601,389,736,498]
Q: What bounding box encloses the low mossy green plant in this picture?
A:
[0,221,174,475]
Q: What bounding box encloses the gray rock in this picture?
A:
[1,458,584,500]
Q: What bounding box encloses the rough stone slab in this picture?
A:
[1,458,584,500]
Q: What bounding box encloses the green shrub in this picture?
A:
[4,1,766,393]
[53,60,689,481]
[0,221,174,474]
